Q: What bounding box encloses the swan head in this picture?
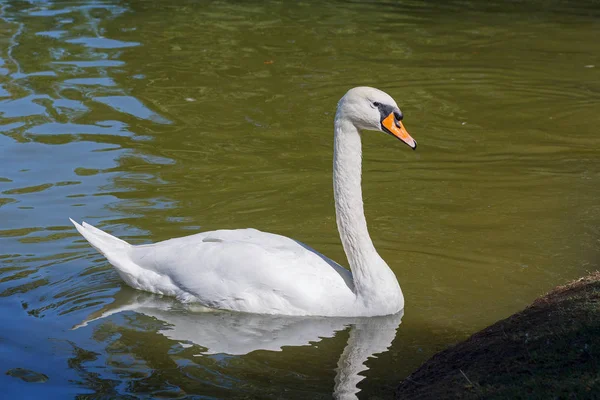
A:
[336,87,417,149]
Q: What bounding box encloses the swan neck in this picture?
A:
[333,117,397,301]
[333,119,377,261]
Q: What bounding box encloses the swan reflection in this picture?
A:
[76,290,403,399]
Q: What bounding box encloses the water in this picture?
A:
[1,0,599,398]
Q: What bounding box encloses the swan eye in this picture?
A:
[372,102,381,108]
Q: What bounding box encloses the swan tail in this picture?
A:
[81,220,129,245]
[71,218,188,300]
[70,218,131,254]
[69,218,142,282]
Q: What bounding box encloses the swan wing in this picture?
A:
[71,220,355,316]
[129,228,355,315]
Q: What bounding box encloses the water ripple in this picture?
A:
[0,0,599,398]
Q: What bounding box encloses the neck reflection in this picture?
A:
[76,289,403,398]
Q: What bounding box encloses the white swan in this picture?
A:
[71,86,417,317]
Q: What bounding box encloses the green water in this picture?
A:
[1,0,599,398]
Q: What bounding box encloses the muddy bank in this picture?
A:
[395,272,600,399]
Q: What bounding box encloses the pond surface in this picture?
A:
[1,0,599,398]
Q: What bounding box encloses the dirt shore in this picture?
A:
[395,272,600,399]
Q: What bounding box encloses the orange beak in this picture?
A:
[381,113,417,150]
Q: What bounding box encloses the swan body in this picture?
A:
[71,87,417,317]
